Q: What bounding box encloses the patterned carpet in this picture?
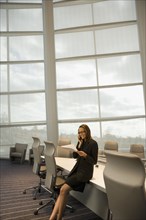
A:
[0,159,102,220]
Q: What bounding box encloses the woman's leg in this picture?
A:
[57,184,71,220]
[49,195,61,220]
[49,183,71,220]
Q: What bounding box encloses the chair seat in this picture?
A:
[56,176,65,187]
[40,165,46,172]
[11,152,22,157]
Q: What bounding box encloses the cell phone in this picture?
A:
[78,135,82,141]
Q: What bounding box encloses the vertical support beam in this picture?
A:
[42,0,58,146]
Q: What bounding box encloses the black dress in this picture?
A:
[65,138,98,192]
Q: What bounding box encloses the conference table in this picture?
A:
[55,157,108,220]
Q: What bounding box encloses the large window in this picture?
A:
[0,0,145,158]
[54,0,145,151]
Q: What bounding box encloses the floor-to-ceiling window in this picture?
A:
[54,0,146,151]
[0,0,47,158]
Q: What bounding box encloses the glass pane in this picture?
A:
[56,60,97,89]
[102,118,145,150]
[9,9,43,31]
[9,35,44,61]
[10,93,46,122]
[55,32,94,59]
[54,4,92,29]
[95,25,139,54]
[59,122,100,146]
[0,125,47,158]
[98,54,142,86]
[0,125,46,146]
[93,0,136,24]
[0,37,7,61]
[0,128,11,146]
[57,89,99,120]
[0,95,8,123]
[10,63,45,91]
[0,9,7,32]
[100,86,145,117]
[0,65,7,92]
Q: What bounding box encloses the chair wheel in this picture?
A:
[23,190,26,194]
[34,210,38,215]
[39,201,43,205]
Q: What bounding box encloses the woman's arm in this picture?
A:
[77,140,98,165]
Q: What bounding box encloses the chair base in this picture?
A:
[34,195,74,215]
[34,197,55,215]
[23,182,43,200]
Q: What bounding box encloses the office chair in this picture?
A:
[104,141,118,151]
[23,137,46,200]
[97,141,118,164]
[130,144,145,158]
[130,144,146,168]
[58,138,71,146]
[56,138,74,158]
[103,151,146,220]
[10,143,28,164]
[34,141,73,215]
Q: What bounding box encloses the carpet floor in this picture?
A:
[0,159,103,220]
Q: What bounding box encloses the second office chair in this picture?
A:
[23,137,46,200]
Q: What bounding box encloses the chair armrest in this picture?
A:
[9,147,16,161]
[10,147,16,153]
[20,149,27,164]
[57,166,64,175]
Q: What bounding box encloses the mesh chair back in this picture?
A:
[44,141,57,191]
[32,137,44,174]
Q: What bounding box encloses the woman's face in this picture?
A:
[78,127,86,140]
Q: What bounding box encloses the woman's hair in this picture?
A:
[79,124,92,142]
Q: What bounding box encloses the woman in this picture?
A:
[49,124,98,220]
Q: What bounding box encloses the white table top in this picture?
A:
[55,157,106,193]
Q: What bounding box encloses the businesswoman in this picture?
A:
[49,124,98,220]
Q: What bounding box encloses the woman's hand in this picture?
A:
[78,135,82,143]
[77,150,87,158]
[77,135,83,149]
